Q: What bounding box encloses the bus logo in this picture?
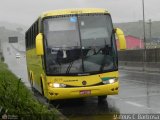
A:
[82,81,87,85]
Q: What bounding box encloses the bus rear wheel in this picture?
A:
[29,73,35,91]
[40,78,44,96]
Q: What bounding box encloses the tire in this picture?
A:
[29,74,33,86]
[29,73,35,92]
[40,78,44,96]
[98,95,107,102]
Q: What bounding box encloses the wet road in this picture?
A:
[53,70,160,120]
[2,42,30,88]
[2,42,160,120]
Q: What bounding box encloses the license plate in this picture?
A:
[80,90,91,95]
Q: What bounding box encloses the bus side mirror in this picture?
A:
[36,33,44,56]
[115,28,126,50]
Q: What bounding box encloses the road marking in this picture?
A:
[109,96,160,112]
[125,101,144,107]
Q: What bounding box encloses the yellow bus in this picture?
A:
[25,8,126,101]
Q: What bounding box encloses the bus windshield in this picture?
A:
[43,14,117,75]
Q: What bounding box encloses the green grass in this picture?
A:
[0,62,59,120]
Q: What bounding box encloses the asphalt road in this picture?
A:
[53,70,160,120]
[2,42,160,120]
[2,42,30,88]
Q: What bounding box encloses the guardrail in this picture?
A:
[118,48,160,62]
[10,43,25,53]
[118,49,160,72]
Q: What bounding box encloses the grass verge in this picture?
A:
[0,61,59,120]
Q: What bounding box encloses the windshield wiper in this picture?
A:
[99,40,108,71]
[66,61,74,74]
[65,49,89,74]
[99,29,115,72]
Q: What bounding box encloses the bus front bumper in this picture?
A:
[46,81,119,100]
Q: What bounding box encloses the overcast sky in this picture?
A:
[0,0,160,26]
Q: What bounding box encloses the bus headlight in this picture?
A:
[102,78,118,84]
[53,83,60,88]
[48,82,66,88]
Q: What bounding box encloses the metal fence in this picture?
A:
[118,48,160,62]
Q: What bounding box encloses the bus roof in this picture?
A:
[40,8,109,18]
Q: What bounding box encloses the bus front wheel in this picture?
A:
[98,95,107,101]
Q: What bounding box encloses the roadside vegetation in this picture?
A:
[0,61,58,120]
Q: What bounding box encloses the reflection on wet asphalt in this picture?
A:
[52,70,160,119]
[3,42,160,120]
[52,97,119,120]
